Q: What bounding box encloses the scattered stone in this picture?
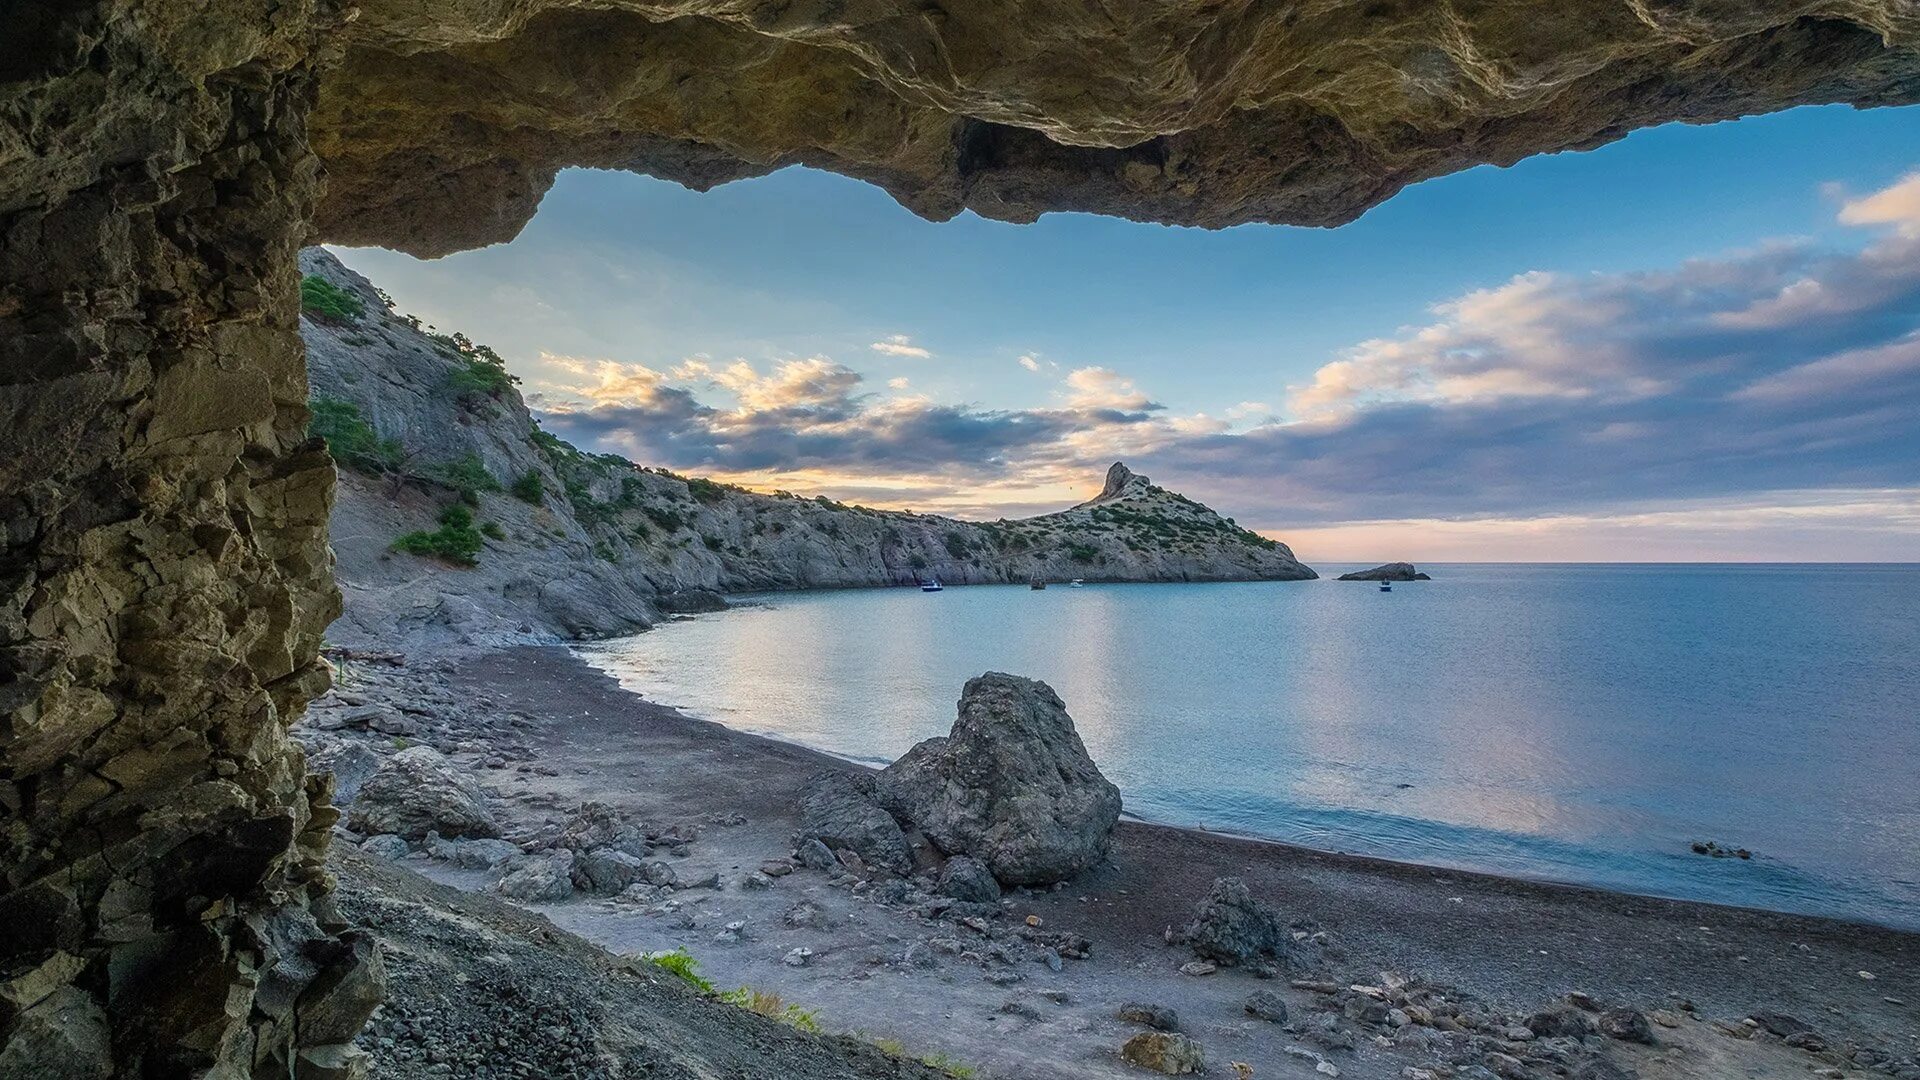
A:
[759,859,795,877]
[1597,1007,1655,1044]
[1120,1031,1205,1075]
[1178,960,1217,977]
[1526,1006,1597,1038]
[305,738,383,807]
[783,902,831,929]
[1118,1003,1181,1032]
[937,855,1002,903]
[491,850,576,901]
[425,835,523,869]
[348,746,499,839]
[573,848,652,894]
[1244,990,1289,1023]
[1749,1010,1817,1039]
[740,872,775,890]
[877,673,1122,885]
[359,833,410,859]
[797,837,841,872]
[797,771,914,876]
[1182,877,1287,964]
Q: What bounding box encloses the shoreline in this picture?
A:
[308,643,1920,1079]
[577,613,1916,937]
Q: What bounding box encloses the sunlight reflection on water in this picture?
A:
[581,564,1920,929]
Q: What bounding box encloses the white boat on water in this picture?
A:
[920,579,943,592]
[1070,578,1085,588]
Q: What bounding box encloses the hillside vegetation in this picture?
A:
[299,249,1314,647]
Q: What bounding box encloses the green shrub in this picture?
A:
[908,554,928,570]
[432,453,501,505]
[510,470,545,504]
[643,506,686,532]
[685,476,728,504]
[1064,542,1100,564]
[701,534,724,551]
[644,950,713,994]
[942,531,971,559]
[448,357,516,403]
[393,504,483,566]
[299,275,364,322]
[308,397,403,473]
[480,521,506,540]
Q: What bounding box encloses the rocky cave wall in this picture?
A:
[2,0,1917,1075]
[0,3,381,1076]
[315,0,1920,256]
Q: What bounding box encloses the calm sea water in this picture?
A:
[581,565,1920,929]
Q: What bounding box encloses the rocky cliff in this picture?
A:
[310,0,1920,256]
[300,249,1315,648]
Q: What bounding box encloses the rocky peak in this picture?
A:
[1083,462,1154,507]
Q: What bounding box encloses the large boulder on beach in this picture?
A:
[1183,877,1288,964]
[797,771,915,876]
[1337,562,1431,581]
[878,673,1121,886]
[347,746,499,840]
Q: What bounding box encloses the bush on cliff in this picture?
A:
[300,274,365,321]
[309,397,403,474]
[393,504,484,566]
[510,470,545,504]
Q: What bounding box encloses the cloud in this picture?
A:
[1018,353,1057,374]
[1063,366,1161,412]
[530,171,1920,553]
[871,334,933,358]
[887,376,911,390]
[1838,170,1920,237]
[1139,171,1920,529]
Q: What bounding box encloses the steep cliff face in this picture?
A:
[299,249,1313,647]
[311,0,1920,255]
[0,9,375,1078]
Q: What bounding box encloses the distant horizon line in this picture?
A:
[1293,558,1920,566]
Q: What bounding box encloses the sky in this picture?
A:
[332,104,1920,562]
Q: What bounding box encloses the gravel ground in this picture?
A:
[314,644,1920,1080]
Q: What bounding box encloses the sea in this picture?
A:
[580,564,1920,930]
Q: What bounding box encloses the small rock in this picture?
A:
[782,947,813,968]
[1178,960,1217,977]
[360,834,410,860]
[1244,990,1289,1023]
[1120,1032,1204,1075]
[1117,1002,1181,1032]
[937,855,1002,903]
[1597,1008,1655,1044]
[796,838,839,871]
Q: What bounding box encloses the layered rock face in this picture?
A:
[1,5,378,1075]
[312,0,1920,255]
